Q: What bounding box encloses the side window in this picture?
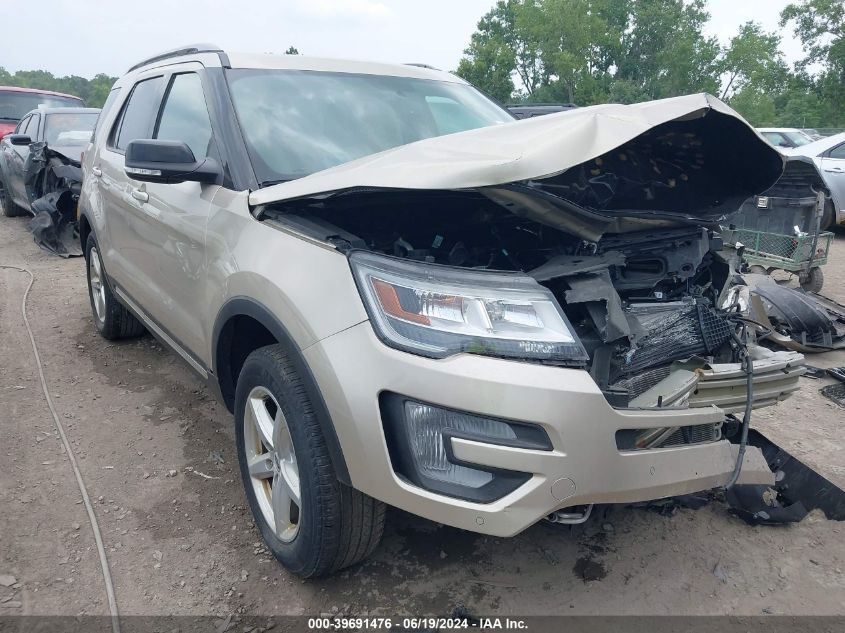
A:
[764,132,787,147]
[92,87,122,143]
[112,76,165,151]
[829,144,845,160]
[16,115,31,135]
[28,114,40,140]
[155,73,214,160]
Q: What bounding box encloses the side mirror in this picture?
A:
[8,134,32,146]
[124,139,220,184]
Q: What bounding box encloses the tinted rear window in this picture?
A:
[0,90,83,122]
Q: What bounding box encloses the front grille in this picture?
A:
[615,422,722,450]
[656,423,721,447]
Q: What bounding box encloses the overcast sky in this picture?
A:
[4,0,802,79]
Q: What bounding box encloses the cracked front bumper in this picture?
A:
[304,322,775,537]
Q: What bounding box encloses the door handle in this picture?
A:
[91,166,102,177]
[825,167,844,173]
[130,188,149,203]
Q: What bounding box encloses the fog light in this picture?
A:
[405,401,516,488]
[380,394,551,503]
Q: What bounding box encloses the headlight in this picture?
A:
[350,251,587,363]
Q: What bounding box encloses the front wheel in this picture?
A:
[235,345,385,577]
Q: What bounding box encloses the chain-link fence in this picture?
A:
[722,228,833,269]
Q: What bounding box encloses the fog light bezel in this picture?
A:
[379,392,552,503]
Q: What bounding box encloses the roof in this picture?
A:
[225,53,465,83]
[0,86,83,100]
[22,107,100,116]
[125,43,463,84]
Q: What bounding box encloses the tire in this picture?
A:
[235,345,385,578]
[799,266,824,293]
[84,234,146,340]
[0,176,26,217]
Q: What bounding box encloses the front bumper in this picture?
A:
[303,321,774,537]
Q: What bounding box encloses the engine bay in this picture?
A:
[261,188,767,408]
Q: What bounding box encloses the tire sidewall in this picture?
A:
[234,348,330,576]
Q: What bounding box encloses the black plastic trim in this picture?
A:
[379,392,544,503]
[212,297,351,485]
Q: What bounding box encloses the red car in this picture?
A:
[0,86,84,139]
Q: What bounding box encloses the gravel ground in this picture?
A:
[1,216,844,618]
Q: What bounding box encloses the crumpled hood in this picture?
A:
[250,93,784,240]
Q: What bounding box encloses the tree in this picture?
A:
[781,0,844,73]
[781,0,845,125]
[720,22,789,100]
[456,1,522,101]
[0,67,117,107]
[285,46,300,55]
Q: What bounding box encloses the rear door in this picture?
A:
[819,142,845,216]
[95,74,166,299]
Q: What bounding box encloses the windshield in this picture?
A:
[784,131,812,147]
[0,91,83,122]
[226,69,512,185]
[45,112,98,145]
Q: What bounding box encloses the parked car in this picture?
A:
[783,131,845,229]
[78,45,798,577]
[757,127,815,149]
[507,103,578,119]
[0,86,84,140]
[0,107,100,218]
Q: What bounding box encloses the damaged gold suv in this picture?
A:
[78,44,803,577]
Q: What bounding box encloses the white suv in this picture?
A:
[79,44,800,577]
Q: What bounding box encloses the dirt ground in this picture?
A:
[1,215,844,619]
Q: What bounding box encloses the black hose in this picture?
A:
[725,323,753,489]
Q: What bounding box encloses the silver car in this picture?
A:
[77,45,799,577]
[783,131,845,229]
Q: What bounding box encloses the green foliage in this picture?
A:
[0,67,117,108]
[456,0,845,126]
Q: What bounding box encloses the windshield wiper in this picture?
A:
[258,178,291,187]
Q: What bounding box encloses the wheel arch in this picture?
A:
[78,212,93,252]
[212,297,351,484]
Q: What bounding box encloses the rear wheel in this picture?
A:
[85,235,146,340]
[235,345,385,577]
[0,177,26,217]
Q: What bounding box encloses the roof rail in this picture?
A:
[404,63,441,71]
[127,43,228,72]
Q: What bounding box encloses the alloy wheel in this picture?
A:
[243,386,301,542]
[88,247,107,325]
